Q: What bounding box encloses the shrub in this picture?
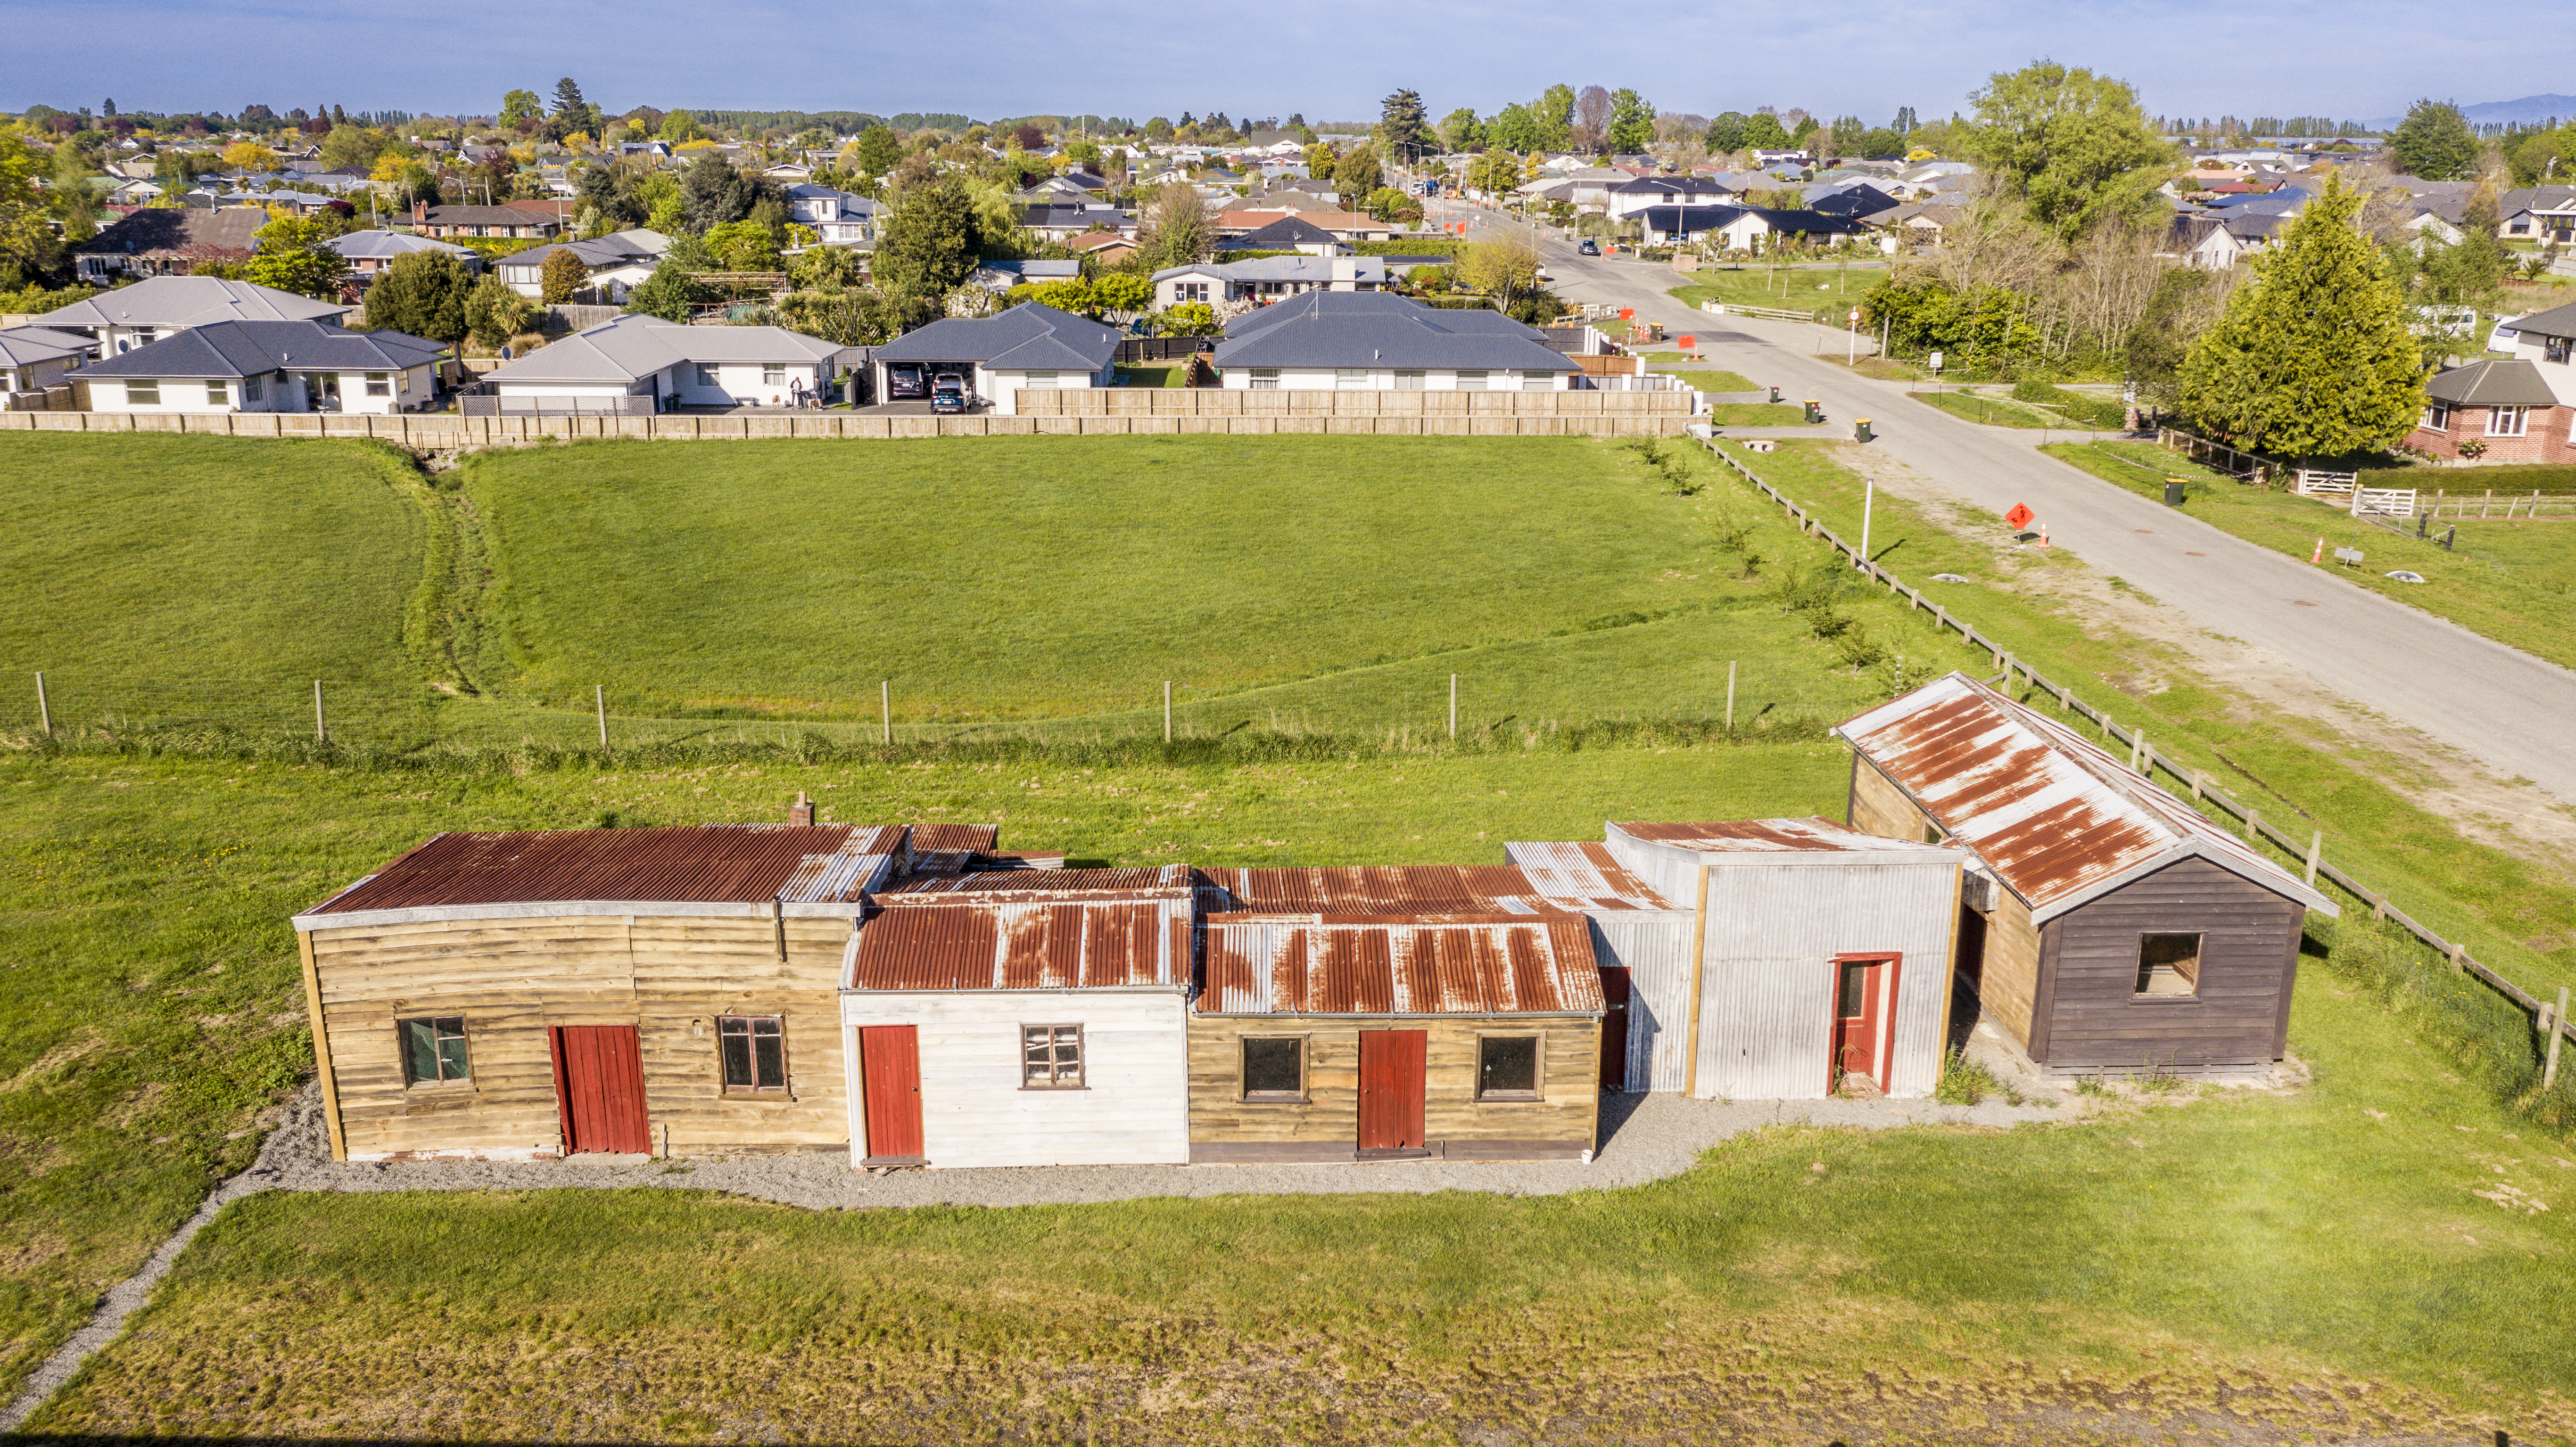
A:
[1933,1047,2000,1105]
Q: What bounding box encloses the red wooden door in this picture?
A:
[1356,1029,1426,1152]
[551,1025,649,1155]
[859,1025,925,1163]
[1598,965,1632,1089]
[1830,957,1885,1091]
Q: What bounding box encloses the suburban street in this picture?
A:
[1485,214,2576,809]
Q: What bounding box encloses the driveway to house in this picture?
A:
[1523,225,2576,807]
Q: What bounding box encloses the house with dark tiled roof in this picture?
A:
[2409,300,2576,463]
[868,301,1122,415]
[72,207,265,283]
[69,319,445,415]
[403,200,562,240]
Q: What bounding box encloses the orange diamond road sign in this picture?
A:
[2006,503,2035,530]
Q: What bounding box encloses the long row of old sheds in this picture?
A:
[291,674,2336,1168]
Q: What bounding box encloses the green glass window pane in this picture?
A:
[720,1029,753,1087]
[753,1032,784,1089]
[435,1021,470,1081]
[401,1019,437,1084]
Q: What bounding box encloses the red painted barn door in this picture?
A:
[551,1025,650,1155]
[859,1025,925,1164]
[1830,955,1899,1093]
[1356,1029,1427,1152]
[1598,966,1632,1088]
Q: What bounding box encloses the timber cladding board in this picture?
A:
[1186,1015,1599,1150]
[1847,756,2039,1051]
[2030,857,2308,1068]
[309,913,853,1159]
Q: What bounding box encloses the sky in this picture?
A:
[5,0,2573,127]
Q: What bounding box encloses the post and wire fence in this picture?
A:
[1697,433,2576,1064]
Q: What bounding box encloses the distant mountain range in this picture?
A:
[2362,94,2576,130]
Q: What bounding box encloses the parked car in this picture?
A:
[930,375,970,413]
[887,363,926,400]
[1577,239,1600,256]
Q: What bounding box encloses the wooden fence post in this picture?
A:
[2549,987,2568,1091]
[1448,674,1457,740]
[313,680,326,743]
[1165,681,1174,744]
[2245,808,2260,847]
[881,681,892,746]
[2448,942,2467,973]
[33,672,49,738]
[595,684,608,748]
[1726,662,1737,729]
[2304,830,2322,888]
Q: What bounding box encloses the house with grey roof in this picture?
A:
[325,229,482,283]
[1604,176,1741,220]
[2498,186,2576,245]
[2410,300,2576,464]
[32,275,351,356]
[492,230,670,303]
[784,184,878,247]
[0,326,92,404]
[68,320,445,415]
[1152,255,1388,308]
[968,258,1083,294]
[1210,291,1580,393]
[1635,204,1872,251]
[1227,215,1347,255]
[869,302,1122,415]
[73,208,266,285]
[476,313,853,415]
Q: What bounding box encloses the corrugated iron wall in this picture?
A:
[1695,860,1959,1100]
[1588,913,1697,1091]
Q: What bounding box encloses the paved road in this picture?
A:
[1519,223,2576,806]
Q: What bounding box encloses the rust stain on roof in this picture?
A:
[1198,913,1603,1015]
[1610,817,1939,854]
[878,864,1190,902]
[908,823,1002,854]
[1202,862,1668,915]
[848,898,1179,990]
[313,825,903,913]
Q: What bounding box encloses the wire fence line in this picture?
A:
[3,654,1870,755]
[1701,436,2576,1058]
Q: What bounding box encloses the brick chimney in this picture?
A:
[789,790,814,826]
[412,199,428,224]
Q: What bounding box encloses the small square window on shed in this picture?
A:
[1023,1024,1084,1087]
[2135,933,2204,997]
[1476,1035,1540,1100]
[718,1014,786,1092]
[1241,1036,1305,1100]
[399,1016,471,1084]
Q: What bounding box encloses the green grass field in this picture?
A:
[2046,440,2576,674]
[1668,262,1888,319]
[1909,389,2104,431]
[1706,403,1815,425]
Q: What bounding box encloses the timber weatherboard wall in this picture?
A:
[293,904,855,1162]
[2027,857,2307,1069]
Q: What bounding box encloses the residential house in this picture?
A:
[969,258,1083,294]
[477,313,851,414]
[1020,205,1134,243]
[2498,186,2576,245]
[405,200,562,240]
[493,230,671,303]
[2409,300,2576,463]
[1070,229,1139,265]
[31,274,349,355]
[1840,673,2338,1073]
[1152,255,1389,306]
[69,319,445,415]
[784,184,878,248]
[1210,291,1580,392]
[0,326,91,404]
[1604,176,1741,219]
[72,208,265,283]
[1216,209,1391,243]
[867,302,1121,416]
[1635,204,1870,250]
[325,229,481,282]
[1224,215,1349,256]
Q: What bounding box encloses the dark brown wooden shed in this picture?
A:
[1835,674,2339,1073]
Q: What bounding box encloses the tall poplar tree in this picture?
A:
[2178,175,2424,460]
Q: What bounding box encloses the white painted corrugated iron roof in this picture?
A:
[1835,673,2337,921]
[1605,817,1954,858]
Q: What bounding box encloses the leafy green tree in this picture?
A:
[244,214,351,298]
[1704,112,1748,154]
[2507,123,2576,185]
[463,273,534,348]
[2388,99,2480,180]
[789,244,865,290]
[1364,186,1421,222]
[317,123,386,171]
[1958,62,2176,240]
[539,246,589,302]
[1378,89,1430,162]
[2123,266,2219,411]
[1854,127,1905,160]
[499,89,543,128]
[659,110,703,144]
[50,145,104,244]
[0,133,66,286]
[1156,301,1220,336]
[1829,115,1866,153]
[1606,90,1655,154]
[1440,108,1483,152]
[1091,272,1153,312]
[1467,149,1520,194]
[363,249,472,341]
[624,258,714,321]
[702,218,782,271]
[1134,181,1210,270]
[1485,103,1543,153]
[1331,144,1382,206]
[871,178,981,297]
[1741,112,1791,150]
[2178,176,2424,458]
[1536,84,1576,149]
[681,152,759,231]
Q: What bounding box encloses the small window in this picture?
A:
[697,364,719,386]
[125,380,159,405]
[399,1016,471,1084]
[1393,369,1425,390]
[718,1014,786,1092]
[243,373,264,402]
[2421,403,2451,431]
[2548,337,2572,365]
[1454,370,1487,392]
[206,379,228,405]
[1476,1035,1540,1100]
[1247,367,1280,390]
[1241,1037,1305,1100]
[2488,406,2528,438]
[763,363,786,386]
[1024,370,1058,388]
[1022,1024,1084,1088]
[363,371,390,397]
[2136,933,2204,997]
[1521,370,1554,391]
[1334,367,1370,388]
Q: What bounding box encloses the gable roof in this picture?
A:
[2425,358,2563,407]
[0,326,91,366]
[74,207,264,260]
[493,230,671,275]
[1606,817,1957,858]
[1230,215,1343,250]
[1212,291,1578,372]
[325,229,476,262]
[1200,859,1672,915]
[33,275,347,330]
[1198,913,1605,1015]
[1834,673,2336,921]
[870,301,1123,370]
[71,320,445,379]
[1638,204,1871,236]
[482,313,846,384]
[2507,299,2576,341]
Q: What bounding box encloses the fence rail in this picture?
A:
[1696,436,2576,1052]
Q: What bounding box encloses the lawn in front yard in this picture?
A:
[1668,259,1890,318]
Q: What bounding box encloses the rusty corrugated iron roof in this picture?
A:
[1608,817,1944,854]
[1202,862,1669,915]
[1198,912,1604,1015]
[1498,841,1684,904]
[846,898,1183,989]
[876,863,1192,902]
[310,824,906,913]
[908,823,1001,854]
[1835,673,2337,921]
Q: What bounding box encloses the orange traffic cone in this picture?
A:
[2037,522,2050,549]
[2310,537,2323,565]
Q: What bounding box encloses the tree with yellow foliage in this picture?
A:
[222,140,279,173]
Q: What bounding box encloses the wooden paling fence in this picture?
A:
[1699,435,2576,1056]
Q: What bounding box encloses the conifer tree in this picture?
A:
[2178,175,2425,459]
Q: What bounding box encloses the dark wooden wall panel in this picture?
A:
[2035,857,2307,1069]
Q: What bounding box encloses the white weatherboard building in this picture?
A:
[867,302,1122,416]
[1211,291,1579,393]
[69,320,446,415]
[477,313,851,413]
[838,868,1195,1169]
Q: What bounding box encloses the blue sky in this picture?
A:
[4,0,2571,126]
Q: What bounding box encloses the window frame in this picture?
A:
[2488,405,2529,438]
[1020,1023,1086,1089]
[363,371,391,398]
[1454,370,1488,392]
[697,363,720,387]
[397,1015,472,1085]
[2545,336,2571,366]
[1239,1034,1309,1102]
[125,379,160,405]
[1473,1032,1544,1102]
[1521,370,1554,391]
[716,1013,789,1094]
[1333,367,1370,389]
[762,362,787,386]
[2134,932,2206,999]
[1393,369,1426,391]
[1023,370,1058,388]
[205,379,228,406]
[2421,402,2451,431]
[243,373,264,402]
[1247,367,1280,390]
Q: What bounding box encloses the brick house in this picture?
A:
[2408,301,2576,464]
[405,201,562,240]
